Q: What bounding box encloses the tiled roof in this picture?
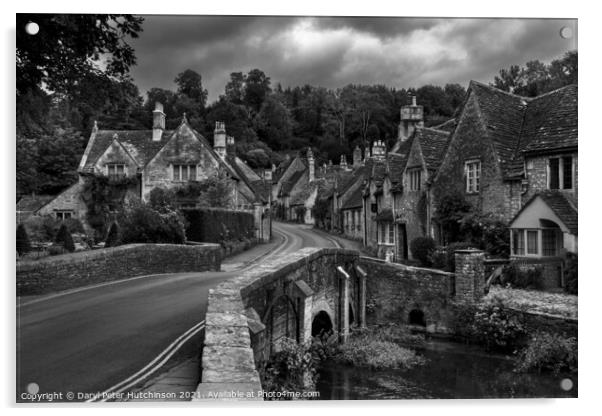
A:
[387,153,406,186]
[539,192,578,234]
[470,81,528,176]
[16,195,55,212]
[280,169,305,196]
[416,127,451,171]
[341,185,363,210]
[290,180,318,205]
[432,118,457,133]
[520,85,578,154]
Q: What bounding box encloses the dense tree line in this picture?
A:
[16,15,577,197]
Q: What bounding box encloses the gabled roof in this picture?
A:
[341,185,363,210]
[279,169,306,196]
[432,118,457,133]
[290,180,318,205]
[16,195,55,212]
[510,191,577,235]
[415,127,451,171]
[520,84,578,155]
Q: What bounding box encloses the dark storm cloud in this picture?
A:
[127,16,577,102]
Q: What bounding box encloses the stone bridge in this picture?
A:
[195,247,485,400]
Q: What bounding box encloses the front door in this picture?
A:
[397,224,408,260]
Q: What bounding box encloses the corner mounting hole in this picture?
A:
[560,26,573,39]
[25,22,39,35]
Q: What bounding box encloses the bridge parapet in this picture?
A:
[194,247,362,401]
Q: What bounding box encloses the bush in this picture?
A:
[501,263,543,290]
[471,298,526,352]
[16,223,31,256]
[410,237,437,266]
[564,253,577,295]
[148,187,177,212]
[119,202,186,244]
[54,224,75,252]
[48,244,68,256]
[460,213,510,257]
[105,222,121,248]
[258,338,318,399]
[338,338,425,370]
[515,332,577,374]
[23,215,86,242]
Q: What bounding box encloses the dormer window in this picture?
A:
[465,160,481,193]
[172,164,198,182]
[107,164,126,178]
[408,168,421,191]
[548,156,573,190]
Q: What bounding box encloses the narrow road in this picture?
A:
[16,221,340,402]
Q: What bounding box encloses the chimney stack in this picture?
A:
[398,95,424,142]
[353,145,362,168]
[340,154,348,170]
[226,135,235,156]
[214,122,227,159]
[372,140,386,160]
[152,102,166,141]
[307,147,315,182]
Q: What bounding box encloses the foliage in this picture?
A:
[515,331,577,374]
[294,206,307,223]
[564,253,578,295]
[258,338,318,400]
[431,242,475,272]
[54,224,75,252]
[16,14,143,94]
[410,237,437,267]
[117,201,186,244]
[16,224,32,256]
[104,222,121,248]
[434,192,473,244]
[493,51,577,97]
[312,198,330,229]
[470,297,526,352]
[48,244,68,256]
[23,215,85,242]
[460,213,510,257]
[181,208,254,244]
[500,263,544,290]
[337,335,425,370]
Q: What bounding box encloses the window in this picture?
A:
[465,160,481,193]
[512,229,525,255]
[379,222,394,244]
[527,230,539,255]
[542,229,560,256]
[388,223,395,244]
[548,156,573,190]
[172,165,198,182]
[55,211,73,220]
[107,164,125,178]
[408,168,421,191]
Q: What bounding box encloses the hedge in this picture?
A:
[182,208,255,244]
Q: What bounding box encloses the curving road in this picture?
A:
[16,221,340,402]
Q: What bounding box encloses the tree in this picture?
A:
[312,198,330,229]
[55,224,75,252]
[224,72,245,104]
[16,224,32,256]
[244,69,272,113]
[104,222,121,248]
[175,69,208,107]
[254,96,293,150]
[17,14,143,95]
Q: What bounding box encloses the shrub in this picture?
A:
[515,332,577,374]
[48,244,68,256]
[105,222,121,247]
[294,206,306,223]
[54,224,75,252]
[471,298,526,352]
[148,187,177,212]
[501,263,543,290]
[338,338,425,370]
[16,223,31,256]
[258,338,318,399]
[119,202,186,244]
[182,208,254,243]
[431,241,475,271]
[564,253,577,295]
[410,237,437,266]
[460,213,510,257]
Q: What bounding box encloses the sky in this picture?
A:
[127,16,577,103]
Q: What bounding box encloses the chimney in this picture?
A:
[353,145,362,168]
[152,102,165,141]
[398,95,424,142]
[226,135,235,156]
[307,147,315,182]
[214,121,226,159]
[340,154,348,170]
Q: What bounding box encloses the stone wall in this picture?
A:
[17,243,222,296]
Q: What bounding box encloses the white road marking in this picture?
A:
[86,320,206,402]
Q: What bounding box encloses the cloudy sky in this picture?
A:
[128,16,577,102]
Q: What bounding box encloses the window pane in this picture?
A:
[512,229,525,255]
[388,223,394,244]
[173,165,180,181]
[181,166,189,181]
[189,165,197,181]
[527,230,539,255]
[563,157,573,189]
[542,229,558,256]
[549,158,559,189]
[117,165,124,174]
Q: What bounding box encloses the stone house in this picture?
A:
[431,81,577,262]
[33,103,268,238]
